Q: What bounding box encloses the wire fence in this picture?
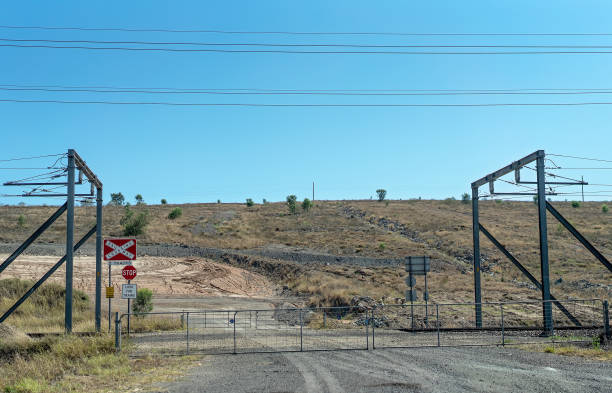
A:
[117,299,609,356]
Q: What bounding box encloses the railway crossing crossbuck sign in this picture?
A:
[104,238,137,261]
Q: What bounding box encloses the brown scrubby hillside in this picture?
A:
[0,199,610,303]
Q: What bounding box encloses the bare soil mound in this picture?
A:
[0,254,276,298]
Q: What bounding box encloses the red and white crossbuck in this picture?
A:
[104,238,137,261]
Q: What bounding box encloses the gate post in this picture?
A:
[114,312,121,353]
[500,304,505,346]
[371,309,376,349]
[186,312,190,355]
[436,304,440,347]
[299,309,303,352]
[604,300,610,339]
[365,310,370,350]
[233,312,237,354]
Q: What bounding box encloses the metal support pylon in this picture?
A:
[536,151,553,334]
[1,148,103,333]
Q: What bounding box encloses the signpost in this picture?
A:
[122,265,137,335]
[104,238,136,332]
[405,256,431,329]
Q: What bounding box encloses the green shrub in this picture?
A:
[133,288,153,314]
[217,199,221,204]
[246,198,254,207]
[376,189,387,202]
[17,215,26,228]
[571,201,581,208]
[109,192,124,206]
[378,242,386,251]
[262,198,268,204]
[461,193,470,204]
[135,194,145,205]
[120,205,149,236]
[302,198,313,212]
[602,204,609,213]
[286,195,297,214]
[167,207,182,219]
[160,198,167,204]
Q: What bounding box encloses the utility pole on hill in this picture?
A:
[312,181,315,201]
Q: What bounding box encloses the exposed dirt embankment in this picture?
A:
[0,254,276,298]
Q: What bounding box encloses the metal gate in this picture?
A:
[116,299,609,356]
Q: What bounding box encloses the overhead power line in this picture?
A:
[7,84,612,93]
[5,99,612,107]
[6,38,612,49]
[5,43,612,55]
[0,153,65,162]
[547,153,612,163]
[1,25,612,36]
[5,85,612,96]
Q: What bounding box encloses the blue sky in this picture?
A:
[1,1,612,205]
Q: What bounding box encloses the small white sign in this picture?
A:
[122,284,137,299]
[109,261,133,266]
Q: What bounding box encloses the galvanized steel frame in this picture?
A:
[0,149,103,333]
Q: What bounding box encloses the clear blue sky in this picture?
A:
[1,1,612,205]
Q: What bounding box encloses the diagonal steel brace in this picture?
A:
[546,202,612,273]
[0,202,67,275]
[479,224,581,327]
[0,225,96,324]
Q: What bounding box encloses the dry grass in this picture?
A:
[522,342,612,362]
[0,278,96,333]
[0,279,197,392]
[0,334,197,393]
[1,199,610,306]
[129,315,184,333]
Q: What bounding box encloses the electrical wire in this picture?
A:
[547,154,612,163]
[498,178,537,191]
[9,37,612,49]
[5,99,612,107]
[8,84,612,93]
[7,86,612,96]
[0,153,65,162]
[0,167,59,170]
[2,25,612,37]
[6,43,612,55]
[5,169,66,184]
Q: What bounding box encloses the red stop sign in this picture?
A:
[122,265,137,280]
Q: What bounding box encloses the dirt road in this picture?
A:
[158,347,611,393]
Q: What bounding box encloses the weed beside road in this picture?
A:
[0,333,196,393]
[0,279,197,392]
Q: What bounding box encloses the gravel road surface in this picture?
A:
[158,347,611,393]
